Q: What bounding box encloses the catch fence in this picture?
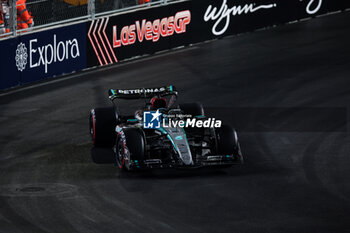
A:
[0,0,181,39]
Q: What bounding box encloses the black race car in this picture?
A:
[89,85,243,170]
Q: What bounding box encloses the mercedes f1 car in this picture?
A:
[89,85,243,170]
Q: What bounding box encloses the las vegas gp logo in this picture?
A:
[88,10,191,66]
[143,110,162,129]
[14,35,80,73]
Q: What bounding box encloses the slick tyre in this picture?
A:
[216,125,239,154]
[90,107,117,148]
[116,128,145,171]
[216,124,243,165]
[179,103,205,117]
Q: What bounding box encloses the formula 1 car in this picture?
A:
[89,85,243,170]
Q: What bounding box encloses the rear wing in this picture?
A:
[108,85,177,100]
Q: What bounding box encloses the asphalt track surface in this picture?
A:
[1,11,350,233]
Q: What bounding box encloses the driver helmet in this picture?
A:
[150,96,167,109]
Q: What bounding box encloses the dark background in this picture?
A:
[0,9,350,233]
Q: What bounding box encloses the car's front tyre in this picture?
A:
[216,124,243,165]
[115,128,146,171]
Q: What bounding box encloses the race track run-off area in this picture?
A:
[0,11,350,233]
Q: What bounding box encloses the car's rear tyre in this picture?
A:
[179,103,205,117]
[90,107,117,148]
[116,128,145,171]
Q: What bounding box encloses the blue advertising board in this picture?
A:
[18,22,86,84]
[0,22,86,90]
[0,37,20,90]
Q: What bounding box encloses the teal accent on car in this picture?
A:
[175,135,183,140]
[156,127,168,135]
[167,135,177,150]
[156,127,177,150]
[127,119,138,122]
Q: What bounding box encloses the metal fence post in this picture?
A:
[88,0,95,20]
[10,0,16,36]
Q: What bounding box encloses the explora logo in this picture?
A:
[15,34,80,73]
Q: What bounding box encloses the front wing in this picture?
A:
[128,153,243,170]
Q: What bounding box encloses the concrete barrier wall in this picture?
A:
[1,0,348,90]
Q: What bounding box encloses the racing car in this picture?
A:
[89,85,243,170]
